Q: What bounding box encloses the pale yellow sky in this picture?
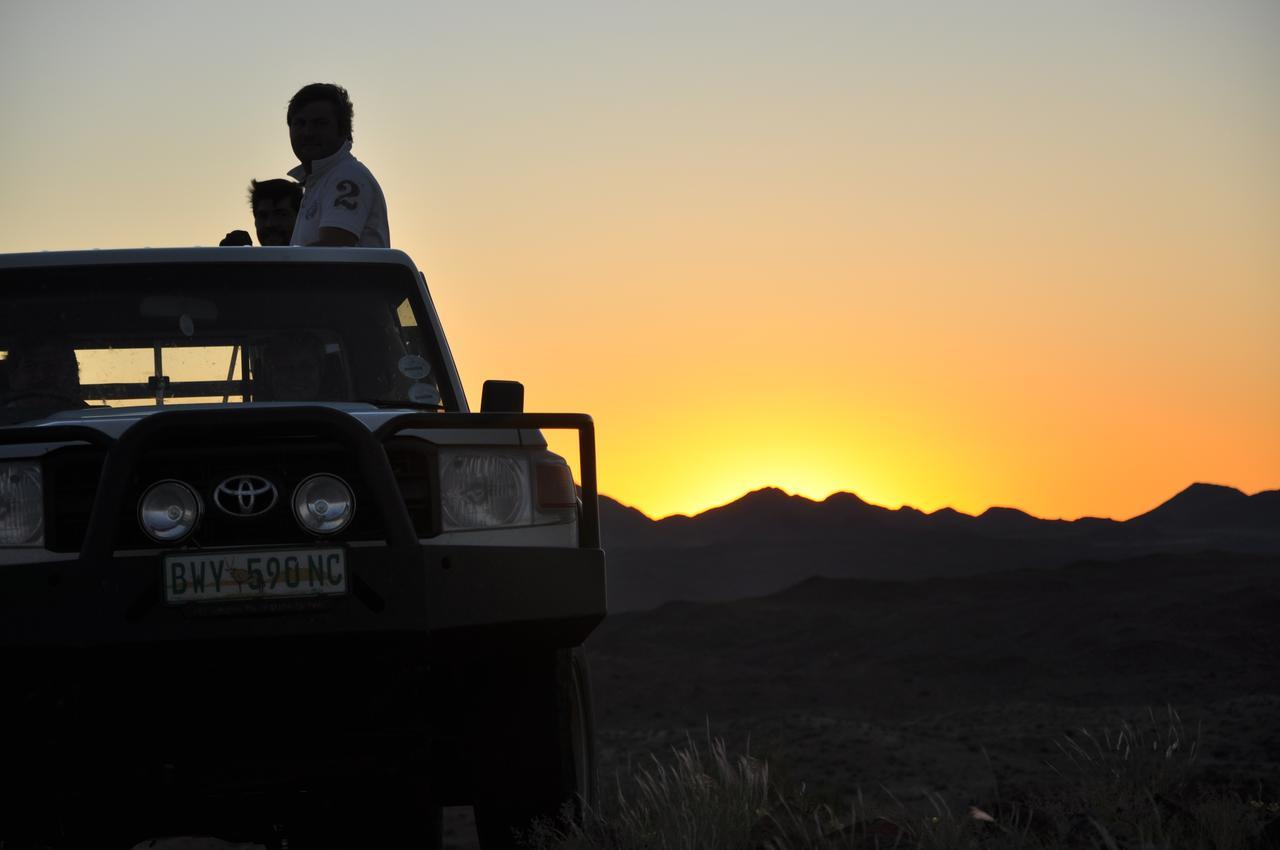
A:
[1,1,1276,520]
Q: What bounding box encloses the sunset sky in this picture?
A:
[1,1,1276,521]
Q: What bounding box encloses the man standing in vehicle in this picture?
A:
[286,83,390,248]
[219,178,304,246]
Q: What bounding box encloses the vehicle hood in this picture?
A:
[0,403,529,458]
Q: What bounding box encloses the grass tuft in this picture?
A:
[526,707,1276,850]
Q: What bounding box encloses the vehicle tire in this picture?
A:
[471,647,597,850]
[564,646,599,815]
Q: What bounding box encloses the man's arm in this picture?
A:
[307,227,359,247]
[306,171,375,246]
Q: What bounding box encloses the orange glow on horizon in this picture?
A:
[1,4,1276,525]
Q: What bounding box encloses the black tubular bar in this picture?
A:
[374,412,601,550]
[79,406,419,560]
[0,425,115,449]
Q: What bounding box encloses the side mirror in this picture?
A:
[480,380,524,413]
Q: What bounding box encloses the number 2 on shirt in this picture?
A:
[334,180,360,210]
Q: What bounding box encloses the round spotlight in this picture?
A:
[293,473,354,534]
[138,480,202,542]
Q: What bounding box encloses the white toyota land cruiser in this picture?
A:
[0,248,606,850]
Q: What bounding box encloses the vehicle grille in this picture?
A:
[41,437,439,552]
[384,437,439,537]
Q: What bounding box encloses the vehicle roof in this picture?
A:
[0,246,421,271]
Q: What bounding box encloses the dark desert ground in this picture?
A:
[442,485,1279,848]
[588,550,1279,804]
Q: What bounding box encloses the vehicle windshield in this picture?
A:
[0,261,453,425]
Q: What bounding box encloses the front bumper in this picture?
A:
[1,543,606,649]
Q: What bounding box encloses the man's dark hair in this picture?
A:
[287,83,355,142]
[248,179,303,212]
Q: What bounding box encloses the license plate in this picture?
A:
[163,547,347,604]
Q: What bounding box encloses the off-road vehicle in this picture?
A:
[0,248,606,849]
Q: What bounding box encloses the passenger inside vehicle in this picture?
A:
[257,331,334,401]
[0,337,88,413]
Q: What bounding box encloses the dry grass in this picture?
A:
[527,709,1277,850]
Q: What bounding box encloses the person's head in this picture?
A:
[5,337,80,396]
[249,179,303,246]
[261,331,326,401]
[287,83,354,164]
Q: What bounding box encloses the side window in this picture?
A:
[393,298,441,407]
[396,298,418,329]
[78,347,153,407]
[78,345,246,406]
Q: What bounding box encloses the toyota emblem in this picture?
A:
[214,475,278,517]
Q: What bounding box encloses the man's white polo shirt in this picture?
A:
[289,141,390,247]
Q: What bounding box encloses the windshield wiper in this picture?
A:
[349,398,445,412]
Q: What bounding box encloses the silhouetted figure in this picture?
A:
[220,178,304,246]
[258,331,328,401]
[0,337,88,414]
[286,83,390,248]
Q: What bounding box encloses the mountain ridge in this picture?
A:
[603,481,1277,525]
[596,482,1280,611]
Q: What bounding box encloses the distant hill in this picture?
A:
[598,483,1280,610]
[1130,482,1280,530]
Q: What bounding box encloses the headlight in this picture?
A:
[293,473,354,534]
[138,480,202,543]
[439,451,532,531]
[0,460,44,546]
